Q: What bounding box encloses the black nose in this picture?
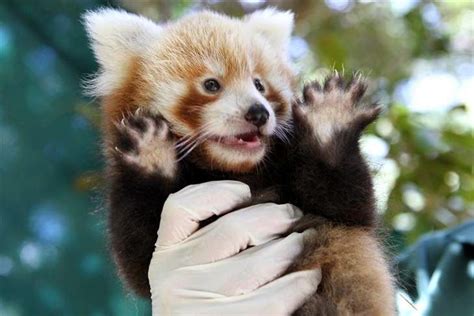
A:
[245,103,269,127]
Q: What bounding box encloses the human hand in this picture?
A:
[148,180,321,315]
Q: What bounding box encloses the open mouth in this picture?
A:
[210,131,263,150]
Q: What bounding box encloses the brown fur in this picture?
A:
[267,83,291,119]
[173,85,218,131]
[291,216,395,315]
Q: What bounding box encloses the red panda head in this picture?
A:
[84,8,297,173]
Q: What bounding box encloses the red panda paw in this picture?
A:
[295,73,382,145]
[113,110,177,177]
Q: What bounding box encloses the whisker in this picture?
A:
[176,139,198,155]
[177,141,200,162]
[176,134,199,149]
[176,129,214,159]
[273,118,293,144]
[175,121,217,150]
[177,131,212,161]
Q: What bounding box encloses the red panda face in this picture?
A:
[147,12,297,172]
[85,9,297,173]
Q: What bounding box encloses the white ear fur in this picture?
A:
[83,8,162,95]
[245,8,294,54]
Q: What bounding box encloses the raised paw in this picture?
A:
[295,73,381,145]
[113,110,176,177]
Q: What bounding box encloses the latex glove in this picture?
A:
[149,180,321,315]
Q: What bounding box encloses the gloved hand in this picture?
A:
[148,180,321,315]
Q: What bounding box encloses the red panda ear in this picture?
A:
[82,8,162,95]
[244,8,294,55]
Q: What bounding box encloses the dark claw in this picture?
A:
[354,103,382,129]
[303,84,316,104]
[115,126,137,154]
[310,81,322,91]
[350,82,367,103]
[128,116,147,133]
[113,111,166,156]
[323,73,344,92]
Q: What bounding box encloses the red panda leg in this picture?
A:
[293,222,396,316]
[289,74,381,227]
[288,74,395,314]
[106,110,180,297]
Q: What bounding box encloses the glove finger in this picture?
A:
[194,269,321,316]
[157,180,251,247]
[172,231,308,296]
[173,203,303,265]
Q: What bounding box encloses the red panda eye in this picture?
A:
[203,79,221,92]
[254,79,265,93]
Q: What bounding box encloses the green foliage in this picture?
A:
[0,0,472,315]
[383,104,473,244]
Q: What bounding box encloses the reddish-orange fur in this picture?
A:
[173,85,218,131]
[101,57,152,136]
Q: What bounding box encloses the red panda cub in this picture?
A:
[84,8,396,315]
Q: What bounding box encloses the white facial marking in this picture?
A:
[201,80,276,138]
[152,80,189,134]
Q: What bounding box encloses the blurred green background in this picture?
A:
[0,0,472,315]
